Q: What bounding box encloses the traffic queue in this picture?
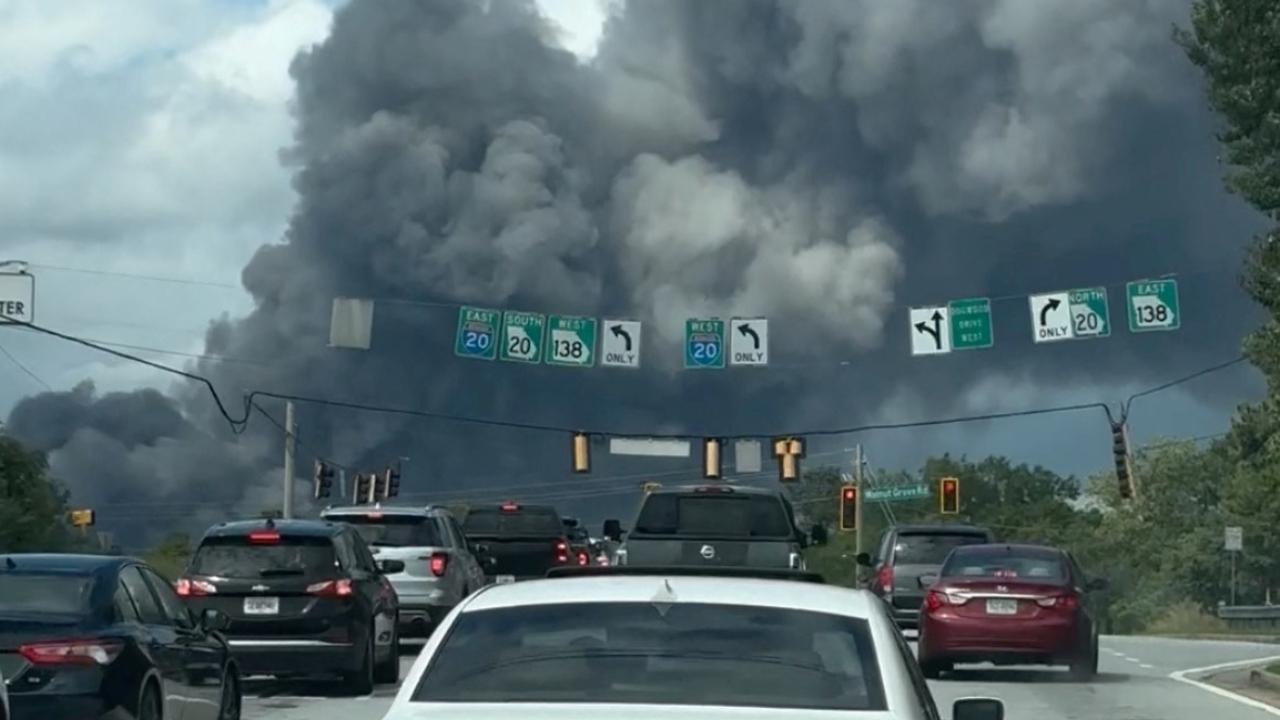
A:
[0,480,1114,720]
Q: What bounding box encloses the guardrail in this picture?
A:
[1218,605,1280,630]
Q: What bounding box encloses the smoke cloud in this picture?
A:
[7,0,1265,546]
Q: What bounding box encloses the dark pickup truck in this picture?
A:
[463,502,573,583]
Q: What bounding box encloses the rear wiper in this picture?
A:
[258,567,306,577]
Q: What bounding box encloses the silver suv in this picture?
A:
[321,505,485,636]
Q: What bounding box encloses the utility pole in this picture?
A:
[282,401,296,519]
[854,444,864,557]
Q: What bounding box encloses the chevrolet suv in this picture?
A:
[176,518,402,694]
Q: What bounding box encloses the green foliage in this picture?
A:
[0,435,77,553]
[142,533,193,581]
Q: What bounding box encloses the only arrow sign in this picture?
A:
[1039,297,1061,327]
[914,310,943,350]
[737,323,760,350]
[610,324,633,352]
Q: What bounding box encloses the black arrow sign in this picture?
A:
[914,310,943,350]
[737,323,761,350]
[1039,297,1061,327]
[610,324,632,352]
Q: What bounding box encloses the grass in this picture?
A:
[1267,663,1280,676]
[1143,601,1231,635]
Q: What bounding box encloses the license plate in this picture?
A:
[495,575,515,585]
[986,599,1018,615]
[244,596,280,615]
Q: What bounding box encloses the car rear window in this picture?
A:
[325,514,443,547]
[413,602,885,711]
[941,546,1067,582]
[633,494,793,539]
[464,507,563,537]
[891,532,989,565]
[0,573,95,616]
[189,536,338,579]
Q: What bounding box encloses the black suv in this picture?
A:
[176,518,402,694]
[608,484,813,570]
[462,503,574,583]
[858,523,995,629]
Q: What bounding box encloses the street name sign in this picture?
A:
[546,315,597,367]
[864,484,931,503]
[0,272,35,323]
[685,318,726,369]
[454,306,500,360]
[1127,279,1181,332]
[1029,291,1072,343]
[499,310,546,364]
[600,319,642,368]
[1069,287,1110,338]
[949,298,993,350]
[729,318,769,366]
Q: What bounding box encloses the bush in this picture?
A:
[1142,601,1229,635]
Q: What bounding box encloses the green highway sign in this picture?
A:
[864,483,931,502]
[949,298,993,350]
[546,315,597,367]
[454,306,500,360]
[1069,287,1110,338]
[500,311,546,364]
[1126,279,1181,332]
[684,318,726,369]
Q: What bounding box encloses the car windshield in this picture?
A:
[464,507,563,537]
[633,494,793,538]
[0,573,95,616]
[941,546,1067,582]
[189,536,339,578]
[892,532,989,565]
[326,514,443,547]
[412,601,885,710]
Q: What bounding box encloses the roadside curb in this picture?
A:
[1170,655,1280,717]
[1146,633,1280,644]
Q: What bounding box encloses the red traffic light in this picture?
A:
[843,488,856,500]
[939,477,960,514]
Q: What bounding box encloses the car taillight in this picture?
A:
[307,579,354,597]
[1035,594,1079,611]
[429,553,448,577]
[554,540,569,564]
[876,565,893,594]
[248,531,280,545]
[576,551,589,566]
[19,639,124,666]
[175,578,217,597]
[923,590,951,612]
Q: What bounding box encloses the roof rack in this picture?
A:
[545,565,826,584]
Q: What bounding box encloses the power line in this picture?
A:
[25,262,241,290]
[0,341,51,391]
[1124,355,1248,414]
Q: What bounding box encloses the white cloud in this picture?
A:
[534,0,611,59]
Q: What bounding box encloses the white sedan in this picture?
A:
[381,568,1003,720]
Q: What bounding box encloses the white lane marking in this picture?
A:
[1170,655,1280,717]
[1140,663,1154,669]
[1125,657,1141,663]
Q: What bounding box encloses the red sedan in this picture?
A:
[917,543,1107,680]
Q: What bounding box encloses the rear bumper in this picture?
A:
[226,638,358,676]
[919,610,1079,663]
[10,695,117,720]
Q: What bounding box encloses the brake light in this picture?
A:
[366,512,384,520]
[876,565,893,594]
[307,579,354,597]
[694,485,733,493]
[429,553,448,577]
[19,639,124,666]
[501,502,520,512]
[1035,594,1079,611]
[554,540,569,564]
[923,590,951,612]
[577,551,589,566]
[175,578,217,597]
[248,531,280,545]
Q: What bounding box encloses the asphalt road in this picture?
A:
[243,636,1280,720]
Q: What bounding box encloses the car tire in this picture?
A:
[375,621,400,684]
[138,681,163,720]
[1069,635,1098,681]
[218,665,242,720]
[343,632,375,696]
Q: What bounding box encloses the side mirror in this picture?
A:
[602,519,625,543]
[809,525,829,546]
[953,698,1004,720]
[200,608,231,633]
[854,552,873,567]
[918,574,939,590]
[1086,577,1110,592]
[377,559,406,574]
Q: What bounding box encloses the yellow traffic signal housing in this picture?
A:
[939,477,960,515]
[773,437,805,482]
[571,432,591,473]
[67,509,95,527]
[838,485,857,532]
[702,438,722,479]
[1112,422,1134,499]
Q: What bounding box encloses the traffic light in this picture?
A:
[354,473,373,504]
[571,432,590,473]
[1112,421,1134,499]
[702,438,723,479]
[384,465,401,498]
[939,477,960,515]
[838,485,857,532]
[313,460,335,499]
[773,437,805,482]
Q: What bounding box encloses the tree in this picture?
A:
[0,435,75,552]
[143,533,194,581]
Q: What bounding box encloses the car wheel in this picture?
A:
[1069,635,1098,681]
[218,666,241,720]
[138,681,162,720]
[375,620,400,684]
[343,632,375,696]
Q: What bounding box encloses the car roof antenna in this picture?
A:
[265,517,276,529]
